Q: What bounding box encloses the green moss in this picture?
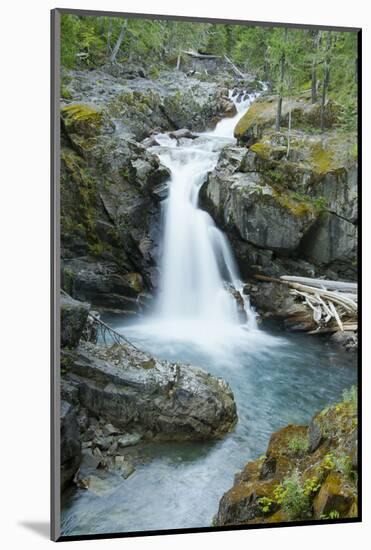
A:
[61,85,73,100]
[140,359,156,370]
[61,103,103,136]
[250,142,272,160]
[234,99,275,138]
[273,190,314,217]
[288,435,309,456]
[273,471,312,520]
[310,143,335,174]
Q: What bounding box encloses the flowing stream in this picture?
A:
[61,92,357,537]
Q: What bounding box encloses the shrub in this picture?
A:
[333,453,355,482]
[320,510,340,520]
[342,385,357,411]
[258,496,275,514]
[273,470,312,520]
[288,435,309,456]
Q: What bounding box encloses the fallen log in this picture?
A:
[223,55,246,78]
[280,275,357,292]
[181,50,221,59]
[253,273,357,334]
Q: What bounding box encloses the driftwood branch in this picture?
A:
[87,312,138,349]
[280,275,357,293]
[181,50,220,59]
[224,55,246,78]
[254,274,357,334]
[61,289,137,349]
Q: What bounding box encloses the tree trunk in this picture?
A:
[320,32,331,132]
[275,29,287,132]
[176,52,181,70]
[106,18,113,56]
[110,21,127,64]
[286,105,292,156]
[311,31,320,104]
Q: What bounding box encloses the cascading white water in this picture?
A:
[121,91,262,358]
[154,91,258,327]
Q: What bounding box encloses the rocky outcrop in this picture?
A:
[63,342,237,442]
[200,110,357,281]
[215,389,358,526]
[60,99,170,311]
[61,294,90,348]
[234,93,341,145]
[60,294,238,492]
[60,64,250,313]
[62,68,238,141]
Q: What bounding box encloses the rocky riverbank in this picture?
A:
[60,60,260,315]
[60,59,357,342]
[214,387,358,525]
[60,293,237,492]
[200,92,357,283]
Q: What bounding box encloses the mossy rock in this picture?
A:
[234,95,341,144]
[124,272,144,294]
[234,97,277,143]
[313,472,356,519]
[61,104,103,137]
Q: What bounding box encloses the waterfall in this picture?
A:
[119,91,268,358]
[153,91,258,329]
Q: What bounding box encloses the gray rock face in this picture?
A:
[60,294,90,348]
[202,150,316,253]
[63,342,237,441]
[200,133,357,279]
[62,68,238,140]
[300,211,357,265]
[61,400,81,490]
[60,113,169,309]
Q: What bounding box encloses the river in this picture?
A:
[61,91,357,537]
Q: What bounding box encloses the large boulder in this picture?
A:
[201,147,317,253]
[63,342,237,441]
[200,127,357,279]
[62,259,145,314]
[215,393,358,526]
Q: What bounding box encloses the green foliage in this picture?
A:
[320,510,340,520]
[258,496,275,514]
[333,454,353,480]
[303,476,321,496]
[273,470,312,520]
[60,14,358,130]
[342,385,357,411]
[316,452,336,479]
[288,435,309,456]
